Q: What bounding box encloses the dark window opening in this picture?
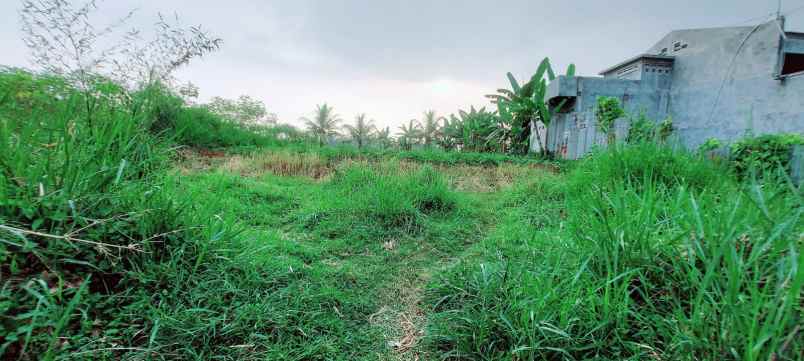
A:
[781,53,804,76]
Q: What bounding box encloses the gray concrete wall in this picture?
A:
[646,21,804,148]
[544,75,670,159]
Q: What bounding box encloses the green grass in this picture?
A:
[255,143,559,168]
[294,162,459,242]
[1,68,801,360]
[424,144,802,361]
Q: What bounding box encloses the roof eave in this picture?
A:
[599,54,676,76]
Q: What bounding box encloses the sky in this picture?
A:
[1,0,803,130]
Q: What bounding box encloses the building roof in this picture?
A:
[599,54,675,76]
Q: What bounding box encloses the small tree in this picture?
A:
[344,114,376,149]
[455,106,496,152]
[20,0,222,130]
[595,96,626,144]
[177,81,200,104]
[20,0,222,90]
[301,104,341,146]
[206,95,276,126]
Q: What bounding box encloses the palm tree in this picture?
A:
[439,115,463,150]
[419,110,444,147]
[344,114,376,149]
[301,104,341,146]
[376,126,392,149]
[398,119,422,150]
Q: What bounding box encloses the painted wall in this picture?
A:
[541,75,668,158]
[646,21,804,148]
[539,20,804,159]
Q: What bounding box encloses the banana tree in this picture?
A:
[461,106,497,152]
[486,57,575,155]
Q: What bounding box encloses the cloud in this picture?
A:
[2,0,802,130]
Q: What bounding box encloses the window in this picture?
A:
[780,53,804,76]
[673,41,687,52]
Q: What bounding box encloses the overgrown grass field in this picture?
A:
[1,69,801,361]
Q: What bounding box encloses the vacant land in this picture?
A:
[160,145,800,360]
[1,69,801,361]
[171,149,546,360]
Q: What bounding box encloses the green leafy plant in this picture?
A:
[626,112,675,144]
[595,96,625,143]
[657,117,674,141]
[698,137,722,153]
[441,106,497,152]
[487,58,575,155]
[730,133,804,177]
[375,126,392,149]
[204,95,277,126]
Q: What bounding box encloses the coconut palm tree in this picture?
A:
[344,114,376,149]
[397,119,422,150]
[418,110,445,147]
[301,104,341,146]
[376,126,392,149]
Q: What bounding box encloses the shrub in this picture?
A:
[143,85,281,149]
[595,96,625,137]
[730,133,804,177]
[626,112,674,144]
[698,137,722,153]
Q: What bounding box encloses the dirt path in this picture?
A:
[371,192,501,361]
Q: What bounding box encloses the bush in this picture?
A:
[730,133,804,177]
[595,96,625,136]
[698,137,722,153]
[143,84,285,149]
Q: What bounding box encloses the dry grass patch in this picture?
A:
[372,274,430,361]
[439,164,550,192]
[250,151,333,178]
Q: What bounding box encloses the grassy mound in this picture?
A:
[296,162,458,241]
[424,143,802,360]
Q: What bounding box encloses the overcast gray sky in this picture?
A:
[2,0,803,129]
